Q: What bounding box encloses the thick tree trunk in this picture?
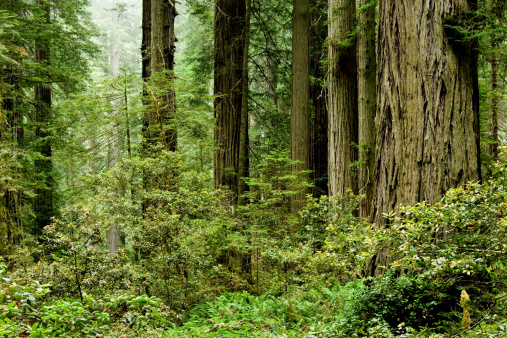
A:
[357,0,376,218]
[369,0,481,276]
[214,0,247,203]
[34,0,54,232]
[291,0,310,211]
[309,0,328,198]
[328,0,358,198]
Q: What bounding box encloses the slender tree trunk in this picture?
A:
[2,67,22,243]
[238,0,251,205]
[2,0,23,248]
[107,4,121,254]
[239,0,252,284]
[357,0,376,218]
[309,0,328,198]
[142,0,151,149]
[291,0,310,212]
[490,48,499,161]
[150,0,166,147]
[141,0,151,225]
[163,0,177,151]
[328,0,358,198]
[367,0,481,276]
[214,0,247,203]
[34,0,54,232]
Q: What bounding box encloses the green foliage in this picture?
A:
[164,283,362,337]
[0,266,172,337]
[301,192,373,283]
[25,204,138,300]
[329,167,507,335]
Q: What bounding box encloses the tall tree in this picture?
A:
[238,0,251,206]
[214,0,247,203]
[0,0,23,249]
[142,0,151,85]
[149,0,177,151]
[33,0,54,232]
[368,0,481,276]
[487,0,506,161]
[357,0,376,218]
[328,0,358,198]
[309,0,328,197]
[291,0,310,210]
[106,3,121,254]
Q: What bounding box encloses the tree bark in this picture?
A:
[214,0,247,203]
[150,0,177,151]
[141,0,152,160]
[34,0,54,232]
[238,0,251,206]
[309,0,328,198]
[142,0,151,83]
[107,4,121,254]
[357,0,376,218]
[369,0,481,276]
[489,48,499,161]
[162,0,177,151]
[291,0,310,212]
[328,0,358,198]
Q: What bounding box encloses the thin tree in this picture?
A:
[291,0,310,211]
[238,0,251,206]
[357,0,376,218]
[33,0,54,232]
[309,0,328,198]
[106,3,121,254]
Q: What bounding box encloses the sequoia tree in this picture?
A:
[309,0,328,198]
[33,0,54,232]
[328,0,358,198]
[149,0,177,150]
[291,0,310,210]
[368,0,481,276]
[214,0,247,203]
[357,0,376,218]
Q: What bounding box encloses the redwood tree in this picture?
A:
[149,0,177,151]
[34,0,54,232]
[368,0,481,276]
[214,0,247,203]
[357,0,376,218]
[291,0,310,210]
[309,0,328,198]
[328,0,358,198]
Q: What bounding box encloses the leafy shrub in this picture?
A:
[340,169,507,334]
[301,192,373,284]
[1,264,174,337]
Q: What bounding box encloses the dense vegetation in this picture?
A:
[1,0,507,337]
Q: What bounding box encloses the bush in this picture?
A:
[1,264,174,337]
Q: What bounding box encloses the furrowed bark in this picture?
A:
[291,0,310,211]
[368,0,481,276]
[328,0,358,198]
[357,0,376,218]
